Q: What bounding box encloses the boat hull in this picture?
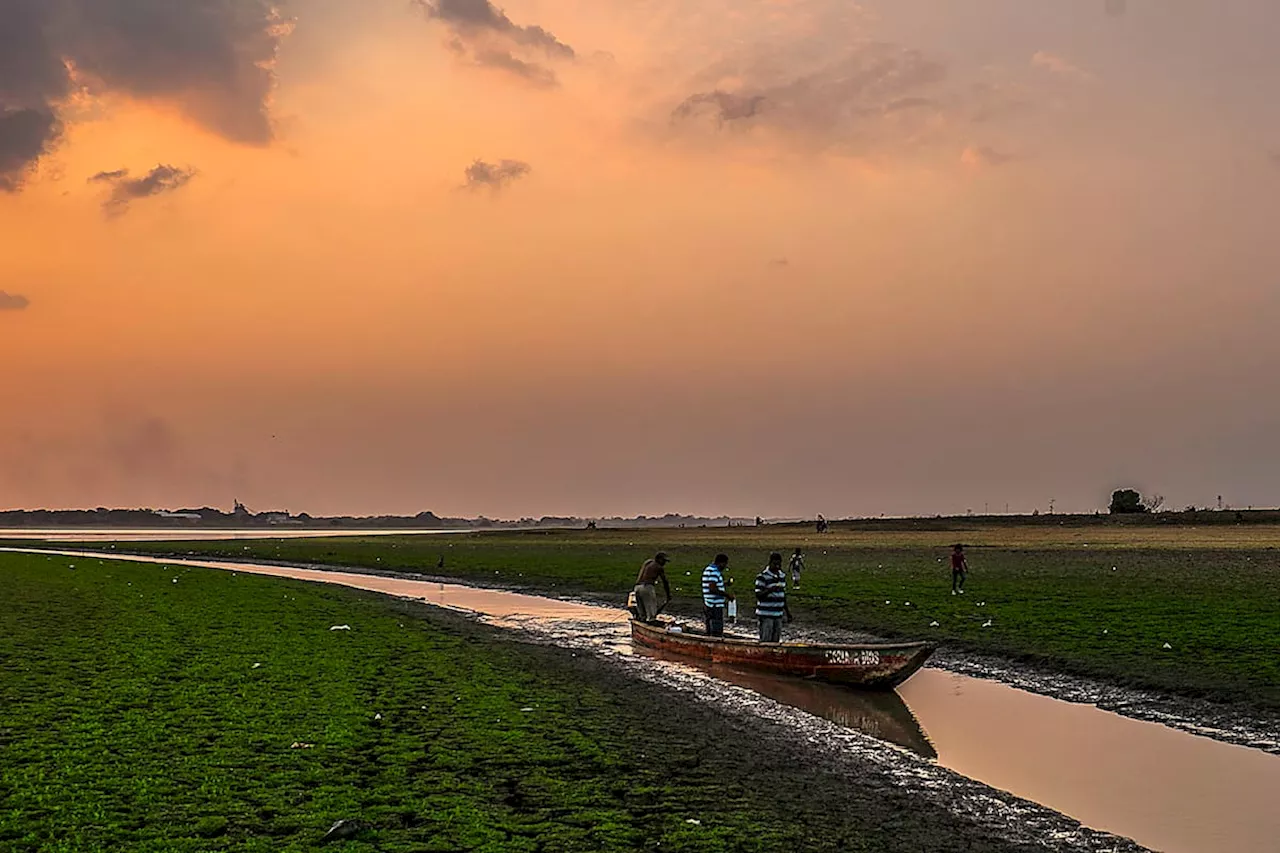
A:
[630,619,933,689]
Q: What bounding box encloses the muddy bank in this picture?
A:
[294,558,1280,757]
[390,602,1149,853]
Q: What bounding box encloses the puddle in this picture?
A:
[6,547,1280,853]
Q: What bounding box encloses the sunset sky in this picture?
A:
[3,0,1280,519]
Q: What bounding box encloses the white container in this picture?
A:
[726,599,737,621]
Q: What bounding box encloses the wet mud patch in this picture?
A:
[482,610,1148,853]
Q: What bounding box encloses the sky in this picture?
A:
[2,0,1280,519]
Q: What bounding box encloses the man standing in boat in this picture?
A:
[701,553,734,637]
[755,552,793,643]
[633,551,671,623]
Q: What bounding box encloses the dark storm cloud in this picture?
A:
[0,108,59,191]
[415,0,574,87]
[0,0,288,190]
[673,42,947,141]
[0,290,31,311]
[462,158,530,190]
[92,164,197,214]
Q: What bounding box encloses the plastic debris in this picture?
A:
[329,625,351,631]
[320,819,360,844]
[1163,643,1173,650]
[904,602,911,607]
[374,713,382,721]
[290,742,313,749]
[686,819,702,826]
[982,619,993,628]
[929,621,940,627]
[520,707,535,712]
[252,662,262,669]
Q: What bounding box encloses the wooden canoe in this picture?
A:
[630,618,934,689]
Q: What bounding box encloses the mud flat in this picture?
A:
[9,548,1280,852]
[1,549,1100,853]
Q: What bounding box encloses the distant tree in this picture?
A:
[1109,489,1146,514]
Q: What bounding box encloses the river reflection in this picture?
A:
[634,646,936,759]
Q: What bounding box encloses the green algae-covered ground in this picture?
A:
[96,524,1280,713]
[0,551,1034,853]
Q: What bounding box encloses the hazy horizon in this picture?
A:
[5,1,1280,519]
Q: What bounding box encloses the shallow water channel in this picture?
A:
[11,548,1280,853]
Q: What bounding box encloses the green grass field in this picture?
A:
[90,523,1280,713]
[0,551,1032,853]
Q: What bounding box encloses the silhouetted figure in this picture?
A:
[788,547,805,589]
[951,544,968,595]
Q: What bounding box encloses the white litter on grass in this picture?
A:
[172,578,178,584]
[982,620,993,628]
[374,713,382,721]
[1163,643,1173,650]
[290,742,313,749]
[329,625,351,631]
[885,600,891,605]
[252,662,261,669]
[904,602,911,607]
[930,621,940,627]
[520,707,535,712]
[685,819,701,826]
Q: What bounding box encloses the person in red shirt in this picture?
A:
[951,544,968,595]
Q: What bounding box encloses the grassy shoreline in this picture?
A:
[2,550,1043,852]
[50,525,1280,714]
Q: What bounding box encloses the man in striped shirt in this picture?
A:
[701,553,734,637]
[754,552,793,643]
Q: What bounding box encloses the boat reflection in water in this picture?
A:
[634,645,936,759]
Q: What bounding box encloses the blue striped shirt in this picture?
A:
[701,564,727,606]
[754,567,787,618]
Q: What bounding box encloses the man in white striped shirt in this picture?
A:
[701,553,734,637]
[754,552,792,642]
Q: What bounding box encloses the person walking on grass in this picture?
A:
[788,547,805,589]
[633,552,671,623]
[701,553,734,637]
[755,552,793,643]
[951,544,968,595]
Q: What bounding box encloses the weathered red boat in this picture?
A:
[630,619,934,689]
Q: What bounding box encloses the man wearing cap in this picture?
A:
[634,552,672,623]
